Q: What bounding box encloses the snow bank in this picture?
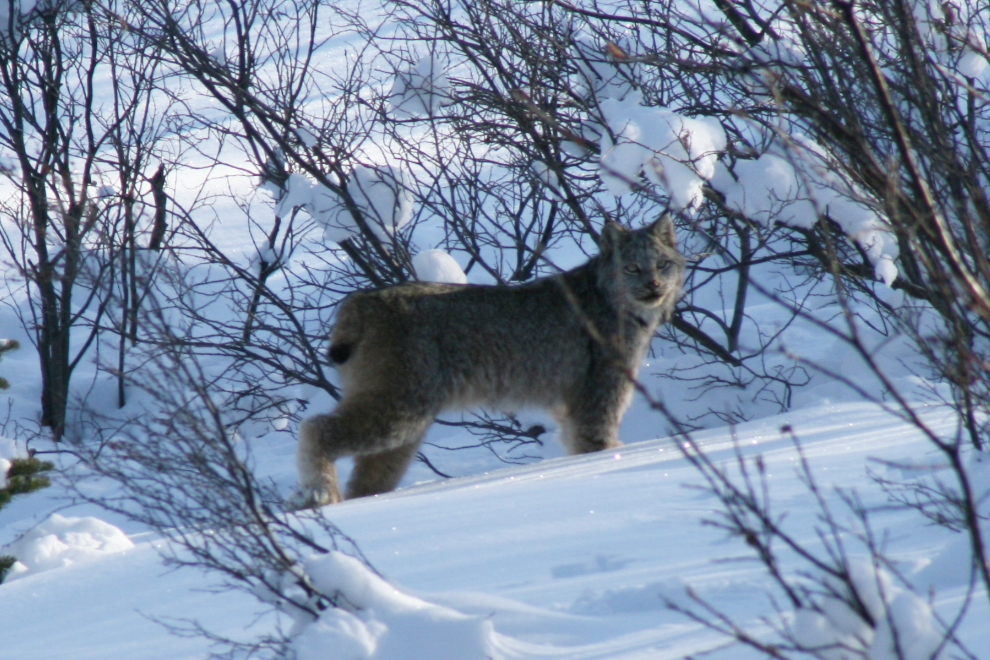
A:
[911,449,990,591]
[295,551,500,660]
[412,249,467,284]
[3,513,134,581]
[569,578,687,615]
[792,558,943,660]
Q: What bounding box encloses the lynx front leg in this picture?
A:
[558,378,633,454]
[558,411,624,455]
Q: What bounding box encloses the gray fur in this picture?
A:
[293,215,685,507]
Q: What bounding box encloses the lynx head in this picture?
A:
[598,214,685,317]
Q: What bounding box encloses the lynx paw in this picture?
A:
[285,484,343,510]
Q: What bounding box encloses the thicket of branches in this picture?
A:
[66,305,372,656]
[1,0,988,657]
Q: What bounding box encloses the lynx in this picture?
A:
[294,215,684,507]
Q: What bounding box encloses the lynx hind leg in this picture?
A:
[291,415,345,509]
[346,440,424,499]
[293,396,436,506]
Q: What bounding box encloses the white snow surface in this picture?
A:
[1,3,988,659]
[298,551,499,660]
[3,513,134,582]
[1,392,988,658]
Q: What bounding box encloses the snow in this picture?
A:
[598,91,726,209]
[531,160,564,200]
[345,165,415,240]
[791,558,945,660]
[271,165,415,243]
[0,436,27,489]
[2,396,986,659]
[0,539,265,660]
[96,184,117,199]
[252,240,280,274]
[711,142,902,284]
[0,0,41,40]
[412,249,467,284]
[714,154,817,228]
[3,513,134,581]
[388,55,450,118]
[1,3,988,660]
[298,552,499,660]
[296,127,319,148]
[959,49,989,78]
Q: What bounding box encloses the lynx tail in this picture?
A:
[327,297,365,366]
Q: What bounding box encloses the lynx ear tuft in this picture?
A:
[599,221,627,253]
[649,213,677,247]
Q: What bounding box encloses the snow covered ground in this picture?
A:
[2,2,989,659]
[1,365,987,659]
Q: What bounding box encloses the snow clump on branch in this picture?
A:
[0,435,27,489]
[711,140,901,286]
[388,55,450,118]
[268,165,415,244]
[412,249,467,284]
[597,90,726,211]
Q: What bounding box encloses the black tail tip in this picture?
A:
[328,343,353,365]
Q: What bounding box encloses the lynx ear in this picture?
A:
[599,221,627,254]
[649,213,677,247]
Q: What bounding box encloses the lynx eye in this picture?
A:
[623,264,640,274]
[656,260,670,271]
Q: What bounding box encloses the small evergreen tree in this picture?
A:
[0,338,16,390]
[0,338,53,504]
[0,338,53,582]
